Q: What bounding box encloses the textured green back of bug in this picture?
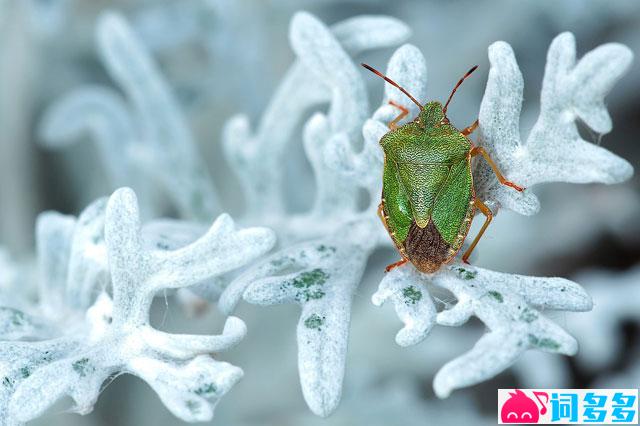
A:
[380,101,473,247]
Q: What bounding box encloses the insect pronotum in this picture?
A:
[362,62,525,273]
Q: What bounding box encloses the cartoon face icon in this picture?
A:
[501,389,548,423]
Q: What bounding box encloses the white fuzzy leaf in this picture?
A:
[475,32,634,215]
[65,198,108,311]
[223,237,368,417]
[0,188,275,425]
[371,266,436,347]
[431,264,591,398]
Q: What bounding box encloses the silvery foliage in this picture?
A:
[39,12,219,221]
[221,13,633,416]
[0,187,276,425]
[474,32,633,215]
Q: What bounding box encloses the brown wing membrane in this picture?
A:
[404,219,451,273]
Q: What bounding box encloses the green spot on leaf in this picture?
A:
[520,308,538,323]
[72,358,95,377]
[186,400,200,414]
[402,286,422,305]
[290,269,329,302]
[304,313,325,330]
[487,290,503,303]
[19,367,30,378]
[527,334,560,350]
[539,338,561,350]
[456,267,477,280]
[292,269,329,288]
[10,310,26,326]
[156,241,171,250]
[194,383,217,396]
[270,256,294,268]
[317,244,336,254]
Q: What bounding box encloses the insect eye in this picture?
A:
[507,412,517,419]
[522,412,532,419]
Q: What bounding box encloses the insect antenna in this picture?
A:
[361,63,422,109]
[442,65,478,115]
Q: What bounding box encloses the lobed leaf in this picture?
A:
[0,188,275,424]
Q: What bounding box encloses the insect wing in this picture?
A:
[382,160,413,243]
[431,159,474,245]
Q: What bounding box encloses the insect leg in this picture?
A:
[388,100,409,130]
[385,258,408,272]
[461,198,493,264]
[377,202,385,222]
[378,201,410,272]
[461,119,479,136]
[470,147,525,191]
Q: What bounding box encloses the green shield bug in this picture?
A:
[362,63,525,273]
